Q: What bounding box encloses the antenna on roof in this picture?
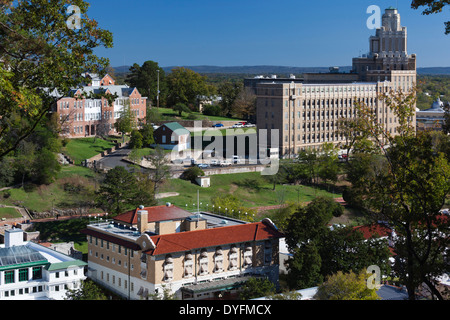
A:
[197,190,200,215]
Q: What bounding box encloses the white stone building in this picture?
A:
[0,228,87,300]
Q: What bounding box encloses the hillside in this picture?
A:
[114,65,450,76]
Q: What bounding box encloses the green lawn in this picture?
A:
[63,137,117,165]
[157,172,341,213]
[0,207,22,219]
[1,165,100,213]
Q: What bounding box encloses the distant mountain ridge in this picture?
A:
[114,65,450,76]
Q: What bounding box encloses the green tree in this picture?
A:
[166,67,210,108]
[146,146,171,194]
[127,61,167,107]
[65,279,107,300]
[316,143,340,188]
[318,225,391,279]
[181,166,205,183]
[314,270,380,300]
[173,102,191,117]
[129,129,143,149]
[443,101,450,134]
[344,89,450,300]
[32,148,61,185]
[211,194,257,221]
[96,166,141,215]
[0,0,112,159]
[139,123,155,147]
[239,277,276,300]
[218,81,243,117]
[114,102,133,139]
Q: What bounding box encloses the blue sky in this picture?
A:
[86,0,450,68]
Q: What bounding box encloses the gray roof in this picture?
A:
[376,285,409,300]
[0,245,47,269]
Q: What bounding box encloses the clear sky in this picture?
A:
[85,0,450,68]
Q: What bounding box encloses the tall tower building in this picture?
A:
[353,7,417,82]
[251,7,417,158]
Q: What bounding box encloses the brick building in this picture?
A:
[54,73,147,138]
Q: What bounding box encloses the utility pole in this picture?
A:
[157,69,160,109]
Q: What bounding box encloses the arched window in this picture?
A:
[243,244,253,268]
[229,246,238,270]
[184,253,193,278]
[214,247,223,273]
[163,255,173,281]
[198,249,209,275]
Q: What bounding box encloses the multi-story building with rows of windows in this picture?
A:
[0,228,87,300]
[250,7,417,157]
[53,73,147,138]
[81,204,284,300]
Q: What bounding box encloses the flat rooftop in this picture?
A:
[87,211,247,241]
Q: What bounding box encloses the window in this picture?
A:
[19,268,28,282]
[243,244,253,268]
[214,247,223,273]
[229,246,238,270]
[198,250,209,275]
[163,255,174,281]
[32,266,42,280]
[4,271,14,284]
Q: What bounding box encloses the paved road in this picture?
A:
[97,148,132,170]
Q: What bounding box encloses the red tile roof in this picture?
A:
[113,205,192,225]
[145,220,284,256]
[352,223,392,239]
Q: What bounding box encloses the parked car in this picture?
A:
[197,163,209,169]
[212,123,224,128]
[244,123,255,127]
[232,155,241,164]
[219,160,232,167]
[210,159,219,166]
[232,123,244,128]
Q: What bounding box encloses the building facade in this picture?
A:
[54,74,147,138]
[416,98,447,131]
[0,229,87,300]
[152,122,191,152]
[251,8,417,157]
[82,204,284,300]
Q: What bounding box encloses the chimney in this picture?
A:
[137,209,148,234]
[5,228,24,248]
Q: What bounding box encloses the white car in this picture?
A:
[232,123,244,128]
[219,160,232,167]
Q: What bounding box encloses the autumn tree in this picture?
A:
[232,87,256,120]
[343,88,450,300]
[0,0,113,159]
[314,270,380,300]
[218,81,243,117]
